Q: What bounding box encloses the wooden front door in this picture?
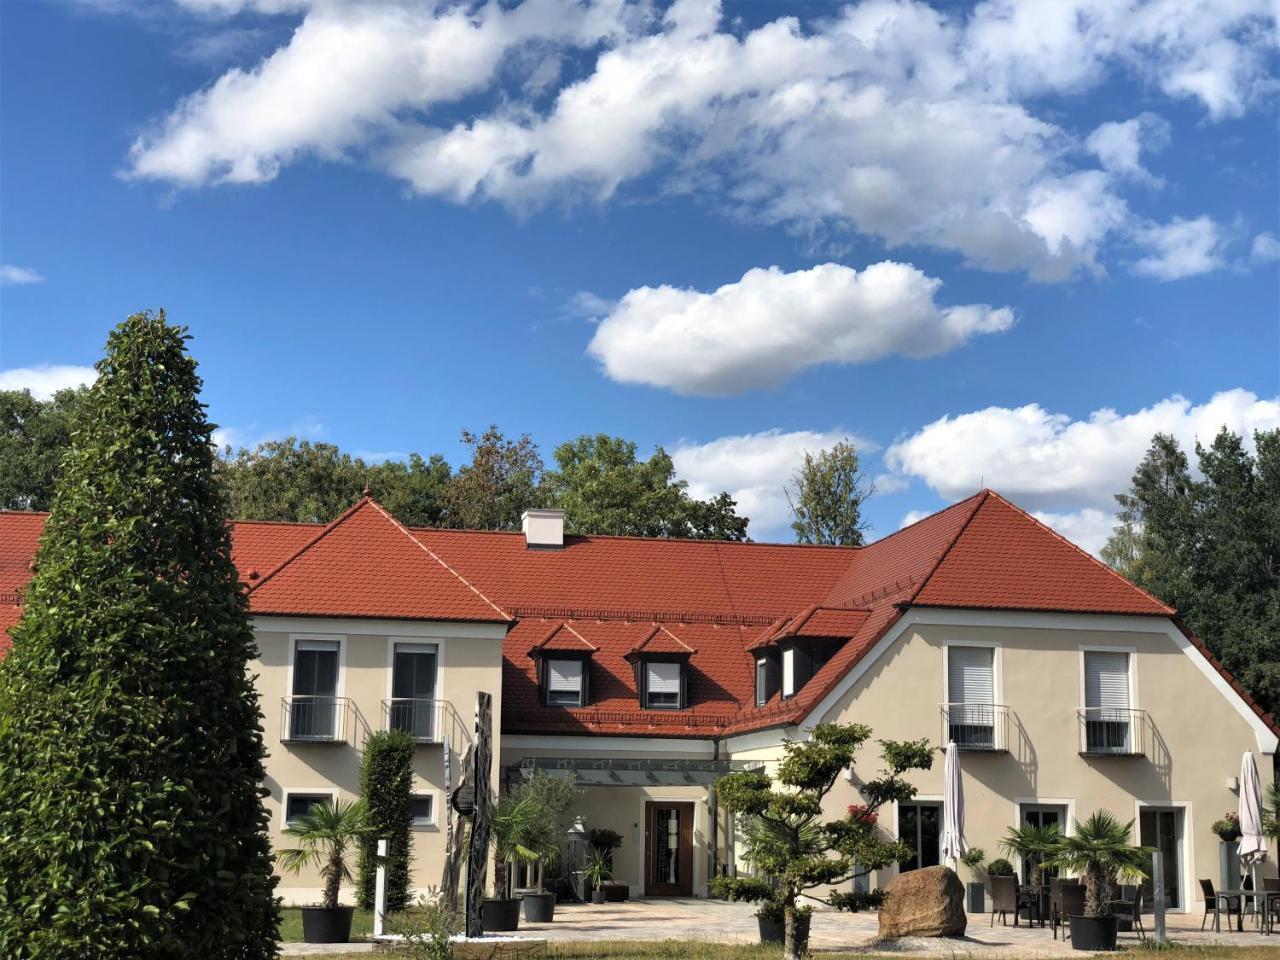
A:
[644,801,694,896]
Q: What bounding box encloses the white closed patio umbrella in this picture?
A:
[941,740,966,870]
[1240,752,1267,906]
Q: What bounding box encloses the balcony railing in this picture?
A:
[1078,707,1146,756]
[382,698,469,746]
[940,702,1009,751]
[281,695,351,743]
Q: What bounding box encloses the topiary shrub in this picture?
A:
[987,858,1016,877]
[357,729,416,911]
[0,311,279,958]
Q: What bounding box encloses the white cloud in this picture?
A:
[899,509,930,529]
[1085,113,1170,181]
[670,427,870,539]
[1132,215,1229,280]
[124,0,1278,280]
[0,264,46,286]
[1031,508,1119,558]
[587,261,1014,395]
[885,388,1280,512]
[0,364,96,399]
[1251,232,1280,264]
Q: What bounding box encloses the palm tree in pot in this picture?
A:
[583,847,612,904]
[483,790,543,932]
[1000,821,1063,886]
[278,799,374,944]
[1045,811,1149,951]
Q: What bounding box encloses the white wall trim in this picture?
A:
[502,734,714,755]
[725,727,798,754]
[254,615,507,640]
[1133,799,1193,913]
[280,786,340,831]
[802,608,1278,753]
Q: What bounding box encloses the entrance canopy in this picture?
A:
[508,756,764,787]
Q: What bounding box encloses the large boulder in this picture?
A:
[878,865,967,938]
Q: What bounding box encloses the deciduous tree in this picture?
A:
[0,311,279,958]
[443,426,545,531]
[0,386,88,510]
[786,441,871,546]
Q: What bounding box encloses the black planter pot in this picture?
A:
[481,897,522,932]
[602,882,628,902]
[523,891,556,923]
[967,881,986,913]
[591,890,606,904]
[758,916,784,943]
[300,906,355,944]
[1069,915,1118,951]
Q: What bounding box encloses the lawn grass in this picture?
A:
[284,941,1280,960]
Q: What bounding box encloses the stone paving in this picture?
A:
[280,898,1280,956]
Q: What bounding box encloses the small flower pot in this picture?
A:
[1068,914,1117,951]
[591,890,607,904]
[522,891,556,923]
[758,915,784,943]
[300,906,355,944]
[481,897,522,932]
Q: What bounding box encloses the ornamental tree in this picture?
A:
[716,724,933,960]
[357,729,416,911]
[0,312,279,959]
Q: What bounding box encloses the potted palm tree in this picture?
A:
[1000,821,1063,886]
[1045,811,1149,951]
[584,847,612,904]
[483,790,542,932]
[278,799,374,944]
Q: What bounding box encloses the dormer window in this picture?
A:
[755,652,780,705]
[542,656,588,707]
[780,641,836,700]
[641,658,686,710]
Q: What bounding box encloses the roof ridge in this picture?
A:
[984,490,1176,616]
[412,525,863,550]
[369,499,512,623]
[904,490,990,606]
[246,497,372,592]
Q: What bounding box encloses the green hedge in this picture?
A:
[357,729,415,910]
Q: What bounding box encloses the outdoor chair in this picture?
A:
[1055,883,1086,940]
[1263,877,1280,934]
[1108,884,1146,941]
[991,875,1018,927]
[1200,878,1241,931]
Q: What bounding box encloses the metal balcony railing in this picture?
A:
[1078,707,1146,756]
[940,702,1009,751]
[281,695,351,743]
[382,698,469,746]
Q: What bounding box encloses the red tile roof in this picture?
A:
[0,490,1268,738]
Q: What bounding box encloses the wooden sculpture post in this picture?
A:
[464,692,494,938]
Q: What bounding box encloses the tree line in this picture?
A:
[0,387,871,545]
[1102,427,1280,719]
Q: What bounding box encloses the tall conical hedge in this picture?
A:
[0,312,280,958]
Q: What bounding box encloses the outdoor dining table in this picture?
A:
[1215,889,1272,933]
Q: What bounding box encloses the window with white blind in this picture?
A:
[1083,650,1133,752]
[782,646,797,698]
[546,658,586,707]
[645,660,683,709]
[946,645,996,748]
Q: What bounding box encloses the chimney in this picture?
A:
[522,508,565,549]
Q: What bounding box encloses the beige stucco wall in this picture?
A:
[800,612,1276,911]
[253,616,506,906]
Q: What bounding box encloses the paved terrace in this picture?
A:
[281,898,1279,956]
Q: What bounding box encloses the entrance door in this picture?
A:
[1139,808,1183,910]
[1019,804,1068,881]
[898,802,942,872]
[645,801,694,896]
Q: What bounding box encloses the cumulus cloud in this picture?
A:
[587,261,1013,395]
[1085,113,1170,181]
[1132,215,1229,280]
[1251,232,1280,264]
[0,364,96,399]
[670,428,871,539]
[886,389,1280,511]
[1030,508,1120,558]
[125,0,1278,280]
[0,264,46,286]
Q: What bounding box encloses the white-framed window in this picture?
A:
[946,645,996,747]
[410,793,436,827]
[645,660,683,709]
[782,646,797,698]
[1082,649,1134,753]
[283,790,337,827]
[546,658,586,707]
[389,641,439,740]
[755,655,779,706]
[288,638,342,741]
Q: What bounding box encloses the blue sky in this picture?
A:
[1,0,1277,548]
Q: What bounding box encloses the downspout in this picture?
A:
[710,736,721,886]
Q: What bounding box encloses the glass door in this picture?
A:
[1019,804,1067,882]
[1139,808,1183,910]
[391,643,437,740]
[645,801,693,896]
[898,802,942,872]
[291,641,339,740]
